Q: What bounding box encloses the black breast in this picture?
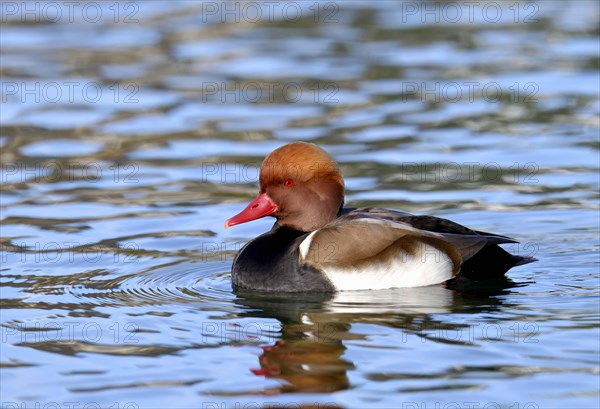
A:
[231,224,335,292]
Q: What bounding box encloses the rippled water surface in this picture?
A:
[1,1,599,408]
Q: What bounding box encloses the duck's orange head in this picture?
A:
[225,142,344,232]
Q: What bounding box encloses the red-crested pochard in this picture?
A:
[224,142,535,292]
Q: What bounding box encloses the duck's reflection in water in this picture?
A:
[234,281,515,393]
[251,330,353,393]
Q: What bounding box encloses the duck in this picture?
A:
[224,142,536,292]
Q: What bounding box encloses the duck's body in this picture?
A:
[225,142,535,293]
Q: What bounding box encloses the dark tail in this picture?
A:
[444,244,537,293]
[513,255,538,266]
[452,244,537,281]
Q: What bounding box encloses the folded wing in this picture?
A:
[299,210,523,290]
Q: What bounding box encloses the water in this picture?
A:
[1,1,599,408]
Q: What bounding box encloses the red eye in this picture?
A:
[284,179,294,187]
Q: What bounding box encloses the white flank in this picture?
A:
[320,242,453,291]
